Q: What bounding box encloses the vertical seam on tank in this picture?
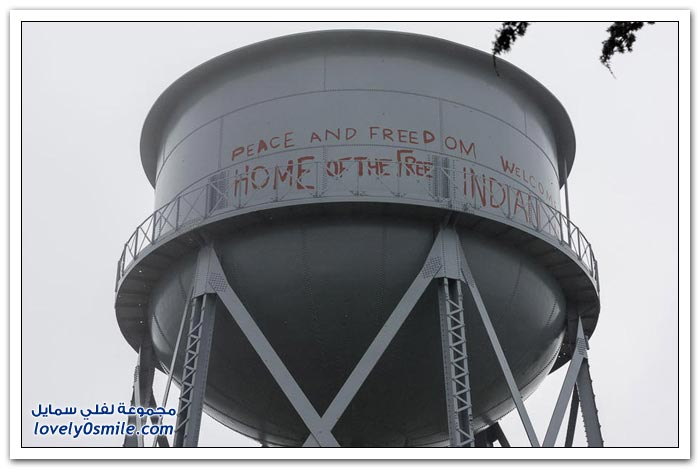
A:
[150,305,173,351]
[523,109,528,135]
[177,269,188,304]
[543,297,558,329]
[149,271,189,370]
[377,225,387,326]
[299,224,328,396]
[217,118,224,170]
[322,54,327,91]
[502,260,523,324]
[322,145,328,192]
[438,99,444,153]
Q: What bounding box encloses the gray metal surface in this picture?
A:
[155,228,599,447]
[301,228,447,446]
[140,213,566,446]
[140,30,576,201]
[114,30,602,447]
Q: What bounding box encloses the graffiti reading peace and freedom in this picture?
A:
[230,126,477,161]
[225,125,557,209]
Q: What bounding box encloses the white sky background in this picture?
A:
[21,20,679,448]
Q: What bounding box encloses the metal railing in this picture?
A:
[116,158,598,291]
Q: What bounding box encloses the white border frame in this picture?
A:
[9,9,690,460]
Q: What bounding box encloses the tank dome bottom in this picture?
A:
[147,206,566,447]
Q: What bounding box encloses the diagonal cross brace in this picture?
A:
[543,315,603,447]
[301,229,448,446]
[205,248,340,447]
[577,355,604,447]
[564,387,579,447]
[189,225,559,448]
[458,241,541,447]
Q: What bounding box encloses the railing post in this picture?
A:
[506,186,512,219]
[315,161,320,197]
[577,230,583,259]
[396,161,401,196]
[275,165,279,201]
[152,212,157,244]
[115,258,122,292]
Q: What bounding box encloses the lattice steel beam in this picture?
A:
[153,226,601,449]
[438,276,475,447]
[172,293,217,447]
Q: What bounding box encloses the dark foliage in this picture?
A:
[491,21,655,75]
[600,21,655,72]
[491,22,530,75]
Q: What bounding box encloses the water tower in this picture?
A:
[115,30,602,448]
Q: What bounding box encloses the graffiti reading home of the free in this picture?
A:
[225,125,558,225]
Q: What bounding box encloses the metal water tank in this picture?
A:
[115,30,600,447]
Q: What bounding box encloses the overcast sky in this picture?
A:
[21,20,679,448]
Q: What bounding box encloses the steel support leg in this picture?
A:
[438,277,475,447]
[474,423,509,447]
[543,318,587,446]
[173,293,217,447]
[171,225,598,448]
[493,422,510,447]
[147,394,171,447]
[564,388,579,447]
[474,430,493,448]
[542,316,603,447]
[151,286,192,447]
[123,337,157,447]
[577,358,604,447]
